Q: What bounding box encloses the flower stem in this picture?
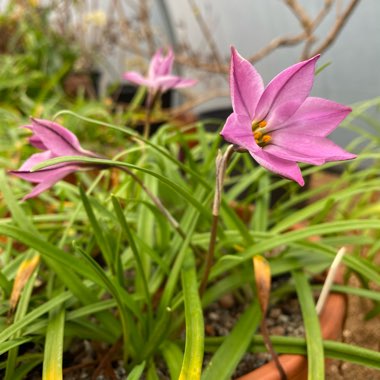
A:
[199,144,235,296]
[143,91,160,139]
[143,108,152,140]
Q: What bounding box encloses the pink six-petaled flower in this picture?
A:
[123,48,197,98]
[220,47,356,186]
[10,118,99,200]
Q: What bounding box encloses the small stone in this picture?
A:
[271,325,285,336]
[219,293,235,309]
[287,325,294,334]
[269,307,282,319]
[205,324,215,336]
[208,312,219,321]
[216,326,229,336]
[278,314,289,323]
[343,329,352,338]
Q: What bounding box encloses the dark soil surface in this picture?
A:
[204,293,304,378]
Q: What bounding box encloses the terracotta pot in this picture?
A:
[237,291,347,380]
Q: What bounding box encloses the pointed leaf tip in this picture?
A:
[253,255,271,316]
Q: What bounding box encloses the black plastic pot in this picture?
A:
[63,70,102,99]
[111,84,173,109]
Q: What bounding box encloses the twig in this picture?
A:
[139,0,156,55]
[187,0,226,77]
[316,246,346,315]
[261,320,287,380]
[284,0,312,32]
[310,0,361,57]
[169,89,230,118]
[301,0,334,59]
[248,32,307,64]
[92,339,122,380]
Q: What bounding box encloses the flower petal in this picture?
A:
[220,113,259,152]
[28,135,47,150]
[123,71,153,87]
[29,118,90,157]
[252,150,305,186]
[11,164,81,200]
[255,55,320,124]
[149,48,174,78]
[155,75,197,92]
[268,132,356,164]
[264,144,325,165]
[19,150,55,171]
[230,47,264,119]
[10,164,79,183]
[266,97,352,137]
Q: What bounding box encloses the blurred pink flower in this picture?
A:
[10,118,99,200]
[221,47,356,186]
[123,48,197,96]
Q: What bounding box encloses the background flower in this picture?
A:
[123,48,197,96]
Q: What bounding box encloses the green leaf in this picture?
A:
[126,361,146,380]
[0,173,119,337]
[79,187,114,271]
[0,338,32,356]
[72,242,139,358]
[253,174,270,231]
[4,268,38,380]
[42,308,65,380]
[179,253,204,380]
[211,220,380,284]
[112,195,152,318]
[32,155,210,219]
[202,300,261,380]
[0,292,72,343]
[160,342,183,380]
[292,270,324,380]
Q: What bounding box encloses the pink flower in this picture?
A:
[221,47,356,186]
[123,48,197,95]
[10,118,99,200]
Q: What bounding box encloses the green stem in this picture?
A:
[143,90,160,139]
[199,145,235,296]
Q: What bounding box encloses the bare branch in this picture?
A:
[310,0,361,57]
[301,0,334,59]
[187,0,226,76]
[248,32,307,64]
[284,0,313,33]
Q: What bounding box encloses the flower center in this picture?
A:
[252,120,271,147]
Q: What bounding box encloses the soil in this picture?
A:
[60,269,380,379]
[204,292,305,378]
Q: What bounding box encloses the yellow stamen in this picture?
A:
[262,135,272,144]
[254,131,262,141]
[258,120,267,128]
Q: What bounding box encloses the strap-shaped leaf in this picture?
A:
[202,300,261,380]
[179,253,204,380]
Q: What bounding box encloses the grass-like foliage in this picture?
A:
[0,96,380,379]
